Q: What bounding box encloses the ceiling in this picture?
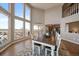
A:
[30,3,63,10]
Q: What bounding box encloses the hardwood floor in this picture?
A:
[59,40,79,56]
[0,39,32,56]
[1,36,79,56]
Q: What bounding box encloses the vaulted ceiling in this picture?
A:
[30,3,63,10]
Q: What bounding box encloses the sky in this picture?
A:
[25,6,31,21]
[15,3,23,17]
[0,13,8,29]
[0,3,9,11]
[0,3,30,29]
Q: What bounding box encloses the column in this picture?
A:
[9,3,14,41]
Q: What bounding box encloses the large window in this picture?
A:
[0,13,9,48]
[0,3,9,11]
[14,19,23,40]
[15,3,23,18]
[0,3,32,49]
[25,5,31,21]
[25,22,31,36]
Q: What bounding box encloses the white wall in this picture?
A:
[31,8,44,25]
[31,7,45,32]
[45,5,62,24]
[31,5,62,25]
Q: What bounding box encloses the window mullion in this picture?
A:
[9,3,15,41]
[24,4,25,38]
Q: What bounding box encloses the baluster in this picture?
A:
[63,11,64,17]
[71,5,73,15]
[64,8,66,17]
[69,7,70,16]
[72,4,74,15]
[78,3,79,13]
[69,7,71,16]
[76,3,78,13]
[73,4,75,14]
[74,4,75,14]
[75,3,76,14]
[66,8,68,16]
[64,9,66,17]
[74,3,76,14]
[71,4,73,15]
[66,8,69,16]
[64,10,65,17]
[62,8,64,17]
[67,8,69,16]
[76,3,78,14]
